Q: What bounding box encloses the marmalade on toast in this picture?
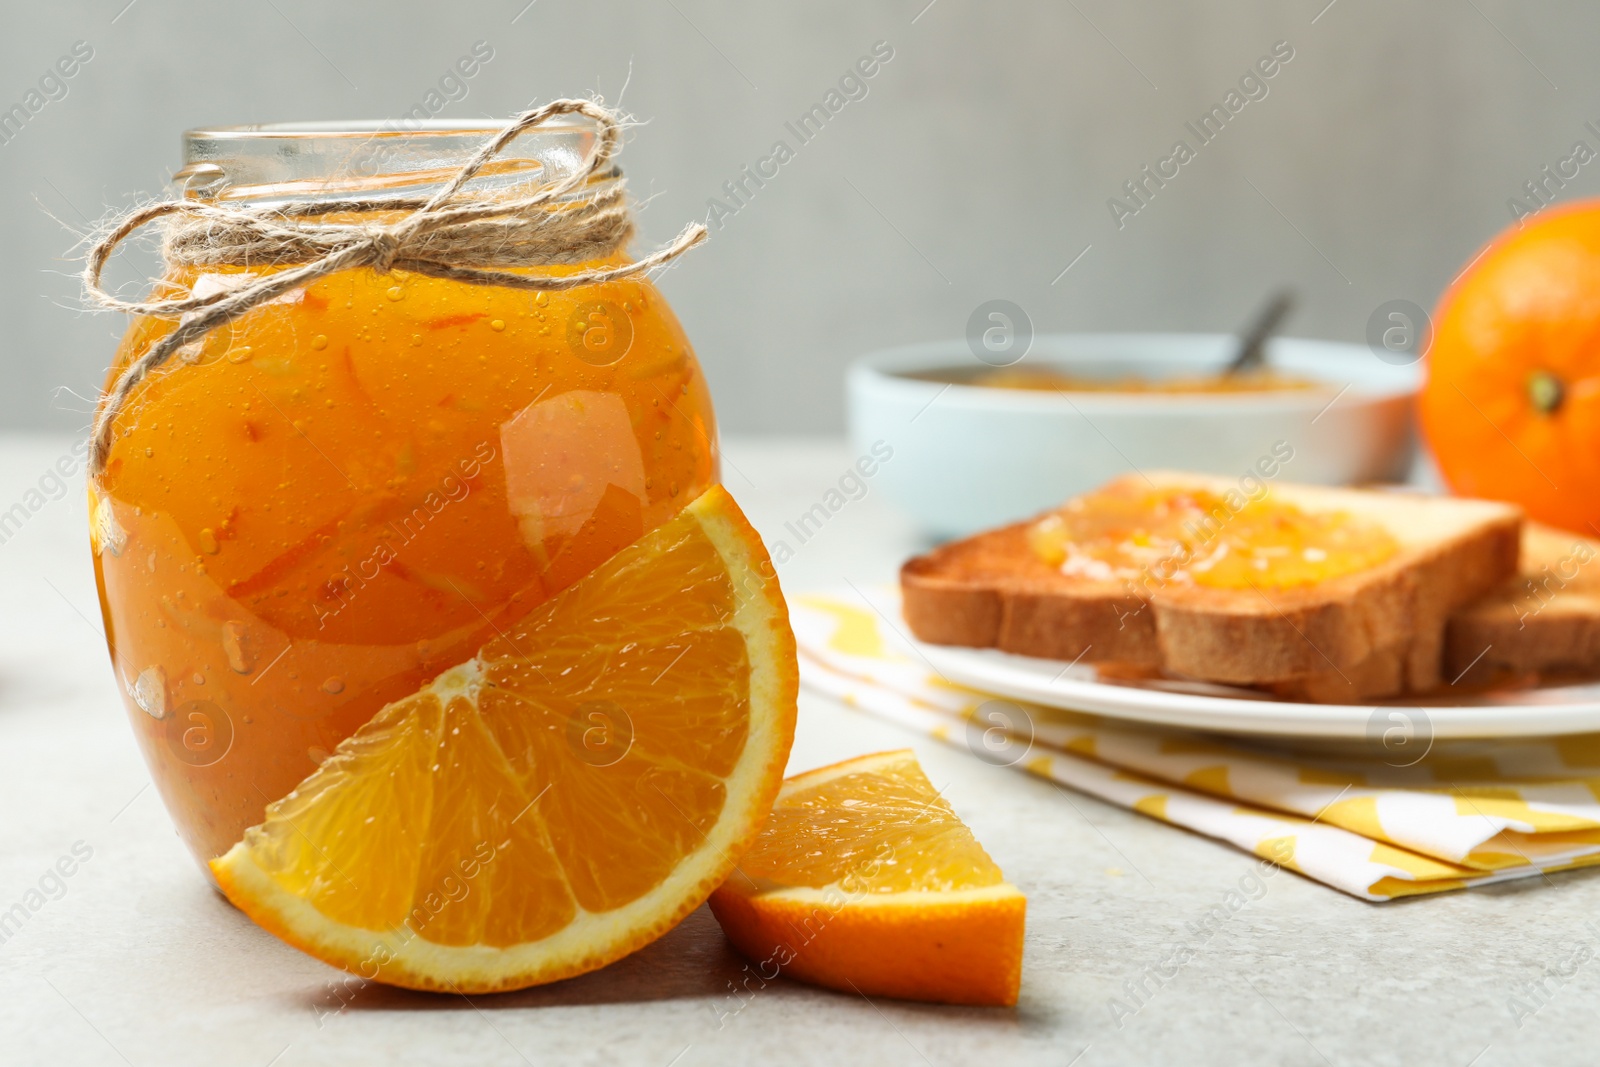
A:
[1028,483,1399,591]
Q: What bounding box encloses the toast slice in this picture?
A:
[900,472,1521,701]
[1445,522,1600,686]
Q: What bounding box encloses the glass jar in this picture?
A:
[90,119,718,865]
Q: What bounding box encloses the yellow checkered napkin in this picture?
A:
[793,588,1600,901]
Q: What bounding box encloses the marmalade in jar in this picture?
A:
[1028,482,1399,590]
[90,123,717,865]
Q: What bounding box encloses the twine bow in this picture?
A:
[83,98,707,477]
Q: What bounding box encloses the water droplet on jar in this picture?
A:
[199,528,219,554]
[309,746,331,765]
[221,621,255,674]
[192,672,204,685]
[311,334,329,350]
[534,292,549,307]
[322,676,345,695]
[386,286,405,301]
[130,666,167,720]
[490,319,506,331]
[225,345,253,364]
[411,334,422,346]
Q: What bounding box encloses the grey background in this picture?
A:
[3,0,1597,435]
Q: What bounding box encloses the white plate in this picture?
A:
[918,641,1600,740]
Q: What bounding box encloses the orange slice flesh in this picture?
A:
[709,750,1026,1007]
[211,485,797,993]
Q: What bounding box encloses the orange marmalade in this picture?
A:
[910,367,1324,393]
[90,124,716,865]
[1028,483,1399,591]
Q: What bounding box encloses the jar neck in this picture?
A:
[173,118,616,206]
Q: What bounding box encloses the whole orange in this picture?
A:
[1420,199,1600,535]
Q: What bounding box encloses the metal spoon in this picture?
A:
[1225,289,1295,375]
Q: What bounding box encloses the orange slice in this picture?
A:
[210,486,797,993]
[708,749,1025,1006]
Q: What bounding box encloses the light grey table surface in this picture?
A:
[0,434,1594,1067]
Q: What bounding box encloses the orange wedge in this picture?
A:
[708,749,1025,1007]
[211,486,797,993]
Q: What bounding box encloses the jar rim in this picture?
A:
[184,115,593,140]
[178,116,605,202]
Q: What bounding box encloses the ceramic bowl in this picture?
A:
[846,333,1419,538]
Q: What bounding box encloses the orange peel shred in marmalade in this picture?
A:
[1028,484,1399,590]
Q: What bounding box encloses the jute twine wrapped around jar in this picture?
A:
[81,98,707,477]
